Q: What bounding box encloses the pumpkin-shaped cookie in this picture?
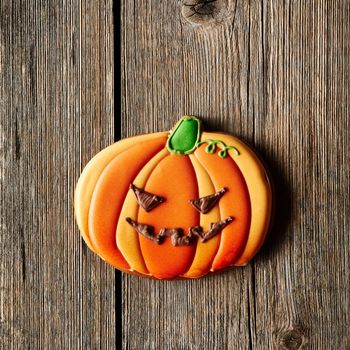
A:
[74,116,272,279]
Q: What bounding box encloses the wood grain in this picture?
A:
[0,1,116,348]
[121,1,350,349]
[1,0,349,349]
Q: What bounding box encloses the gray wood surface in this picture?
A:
[121,1,350,349]
[0,1,116,349]
[0,1,349,349]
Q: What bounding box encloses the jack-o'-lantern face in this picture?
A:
[74,116,273,279]
[125,184,233,246]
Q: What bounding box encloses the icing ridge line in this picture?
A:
[116,148,169,274]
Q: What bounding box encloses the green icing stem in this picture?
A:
[167,116,201,155]
[166,116,240,158]
[196,139,240,158]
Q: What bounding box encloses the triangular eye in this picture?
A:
[130,184,165,212]
[189,188,227,214]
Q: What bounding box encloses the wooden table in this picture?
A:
[1,1,349,349]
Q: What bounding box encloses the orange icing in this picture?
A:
[138,154,199,279]
[88,137,166,270]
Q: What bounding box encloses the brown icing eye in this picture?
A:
[129,184,165,212]
[189,187,227,214]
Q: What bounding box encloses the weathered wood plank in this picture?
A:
[254,1,350,349]
[122,1,350,349]
[0,1,116,348]
[122,1,260,349]
[1,1,349,349]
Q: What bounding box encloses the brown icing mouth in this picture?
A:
[189,216,233,242]
[125,216,233,247]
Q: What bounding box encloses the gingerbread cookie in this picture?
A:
[74,116,273,279]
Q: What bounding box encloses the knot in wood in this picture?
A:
[181,0,231,27]
[277,326,306,350]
